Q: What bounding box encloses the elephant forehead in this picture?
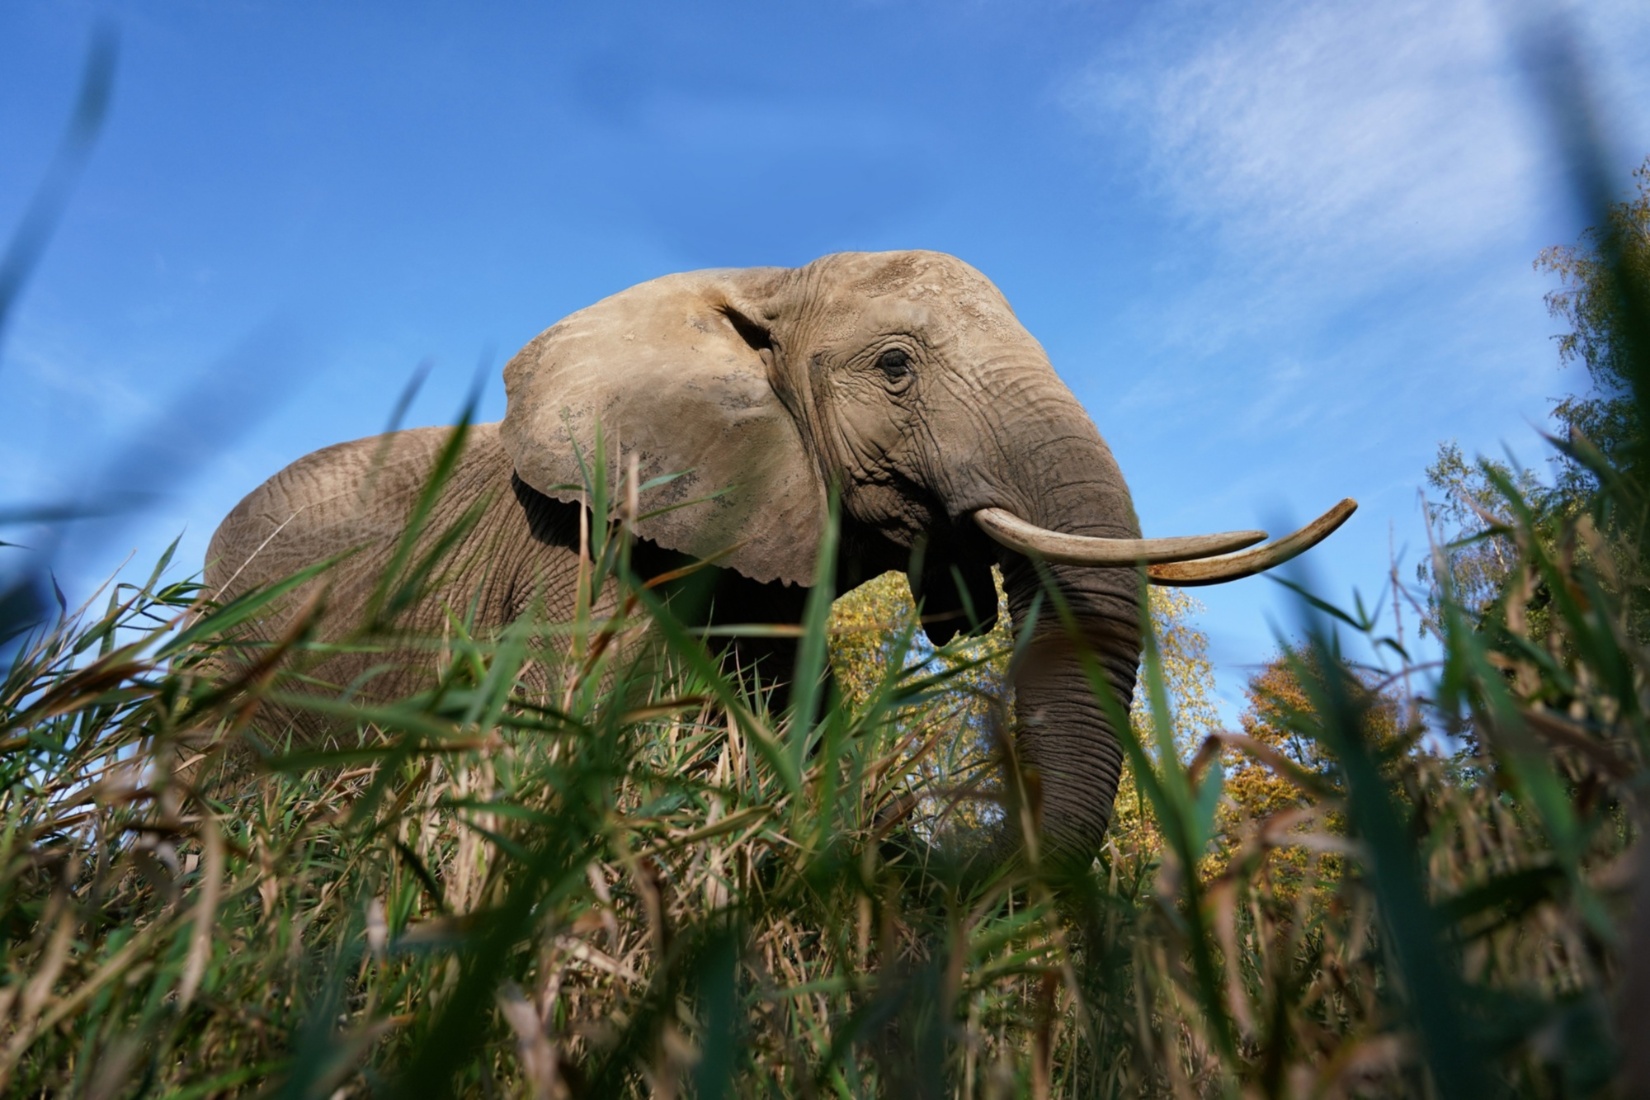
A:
[819,250,996,294]
[806,251,1024,342]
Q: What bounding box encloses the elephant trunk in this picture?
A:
[1000,548,1140,853]
[960,389,1144,857]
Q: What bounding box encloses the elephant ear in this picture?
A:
[500,267,827,587]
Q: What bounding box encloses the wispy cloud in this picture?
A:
[1068,0,1649,275]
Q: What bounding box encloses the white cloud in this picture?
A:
[1069,0,1650,273]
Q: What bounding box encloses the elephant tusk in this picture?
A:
[973,508,1268,565]
[1145,499,1358,586]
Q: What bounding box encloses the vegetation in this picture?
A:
[1421,155,1650,642]
[3,355,1646,1094]
[831,576,1221,844]
[4,47,1649,1100]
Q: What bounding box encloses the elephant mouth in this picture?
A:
[970,500,1358,587]
[903,514,1001,646]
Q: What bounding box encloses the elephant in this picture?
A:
[204,249,1354,857]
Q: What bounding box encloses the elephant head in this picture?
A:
[499,250,1353,856]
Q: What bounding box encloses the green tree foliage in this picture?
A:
[1537,155,1650,495]
[1419,441,1569,638]
[1421,155,1650,639]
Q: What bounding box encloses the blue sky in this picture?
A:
[3,0,1648,717]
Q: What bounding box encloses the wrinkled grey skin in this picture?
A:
[209,251,1141,856]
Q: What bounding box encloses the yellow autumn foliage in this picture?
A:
[829,572,1219,841]
[1209,654,1405,894]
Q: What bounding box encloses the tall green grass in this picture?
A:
[3,28,1647,1097]
[0,447,1113,1098]
[2,387,1646,1096]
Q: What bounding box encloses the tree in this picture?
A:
[829,570,1012,835]
[1418,442,1563,638]
[1536,155,1650,497]
[1105,587,1221,851]
[1420,155,1650,638]
[830,573,1218,843]
[1210,653,1404,890]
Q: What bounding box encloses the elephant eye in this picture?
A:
[875,347,912,380]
